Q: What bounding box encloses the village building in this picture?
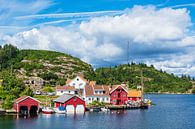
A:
[128,90,142,101]
[56,86,78,96]
[66,75,87,90]
[84,84,110,104]
[13,96,41,115]
[110,85,128,105]
[53,94,85,114]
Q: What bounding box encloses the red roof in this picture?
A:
[14,96,27,103]
[14,96,41,104]
[109,85,128,94]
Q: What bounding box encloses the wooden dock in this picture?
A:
[106,105,141,110]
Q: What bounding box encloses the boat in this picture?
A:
[89,107,101,112]
[53,106,66,114]
[0,109,6,115]
[42,107,54,114]
[101,107,110,112]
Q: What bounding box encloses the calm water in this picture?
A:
[1,94,195,129]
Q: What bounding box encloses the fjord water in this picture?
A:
[1,95,195,129]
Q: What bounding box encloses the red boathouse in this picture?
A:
[53,94,85,114]
[13,96,41,115]
[110,85,128,105]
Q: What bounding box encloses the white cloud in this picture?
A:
[2,5,195,76]
[80,6,191,44]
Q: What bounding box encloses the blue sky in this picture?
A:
[1,0,195,76]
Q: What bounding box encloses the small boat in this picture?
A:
[42,107,54,114]
[89,107,101,112]
[53,106,66,114]
[101,107,110,112]
[0,109,6,115]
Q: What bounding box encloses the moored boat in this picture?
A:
[42,107,54,114]
[53,106,66,114]
[101,107,110,112]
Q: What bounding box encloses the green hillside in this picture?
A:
[0,44,194,109]
[0,44,93,108]
[86,63,193,93]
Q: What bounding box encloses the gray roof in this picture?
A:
[53,94,75,103]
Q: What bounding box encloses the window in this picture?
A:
[88,98,91,100]
[102,98,105,101]
[95,91,98,94]
[107,98,109,101]
[69,91,70,93]
[77,78,79,81]
[61,90,63,93]
[73,83,76,86]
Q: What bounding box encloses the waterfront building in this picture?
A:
[110,85,128,105]
[84,84,110,104]
[128,90,142,101]
[53,94,85,114]
[13,96,41,115]
[56,86,78,96]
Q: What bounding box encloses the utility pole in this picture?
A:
[141,69,144,100]
[127,41,130,64]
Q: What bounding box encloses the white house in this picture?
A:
[84,84,110,104]
[56,86,78,96]
[66,75,87,90]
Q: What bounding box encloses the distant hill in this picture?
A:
[86,63,193,93]
[0,44,193,93]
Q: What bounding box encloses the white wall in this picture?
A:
[85,96,110,104]
[56,90,76,96]
[68,76,87,89]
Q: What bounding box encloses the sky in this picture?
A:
[1,0,195,77]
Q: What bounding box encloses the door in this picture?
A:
[76,105,85,113]
[66,105,74,114]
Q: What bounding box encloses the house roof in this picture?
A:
[14,96,41,104]
[128,90,142,97]
[85,84,110,97]
[109,85,128,94]
[89,81,96,86]
[56,86,76,91]
[66,79,72,85]
[77,75,88,83]
[53,94,82,103]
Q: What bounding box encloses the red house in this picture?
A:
[13,96,41,115]
[110,85,128,105]
[128,90,142,101]
[53,94,85,114]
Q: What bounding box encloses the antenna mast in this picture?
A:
[127,41,130,64]
[141,69,144,100]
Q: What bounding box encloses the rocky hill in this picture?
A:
[0,45,93,91]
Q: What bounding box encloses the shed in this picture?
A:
[53,94,85,114]
[128,90,142,101]
[13,96,41,115]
